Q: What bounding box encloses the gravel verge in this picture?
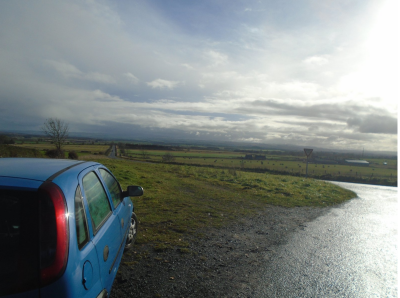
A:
[111,205,331,298]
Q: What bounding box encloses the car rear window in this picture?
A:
[0,189,40,296]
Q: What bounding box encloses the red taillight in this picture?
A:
[38,181,69,286]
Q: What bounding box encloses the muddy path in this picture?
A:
[111,205,330,298]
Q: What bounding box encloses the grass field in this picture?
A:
[122,148,397,186]
[4,142,397,186]
[84,157,356,251]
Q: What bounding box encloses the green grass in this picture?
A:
[88,158,356,250]
[122,149,397,186]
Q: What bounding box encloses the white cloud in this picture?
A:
[47,60,115,84]
[147,79,180,90]
[204,50,228,66]
[181,63,194,70]
[85,72,115,84]
[46,60,83,78]
[302,55,330,66]
[124,73,140,84]
[91,89,123,103]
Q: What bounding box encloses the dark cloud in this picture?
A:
[72,120,268,143]
[247,99,394,122]
[347,115,397,134]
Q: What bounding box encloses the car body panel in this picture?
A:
[39,241,103,298]
[0,158,135,298]
[0,177,42,191]
[0,158,85,181]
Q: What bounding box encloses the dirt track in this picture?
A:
[111,205,330,298]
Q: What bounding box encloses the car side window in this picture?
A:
[82,171,112,233]
[74,185,89,249]
[99,169,122,208]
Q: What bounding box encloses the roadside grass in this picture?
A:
[87,158,356,251]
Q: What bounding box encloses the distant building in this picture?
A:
[344,160,370,167]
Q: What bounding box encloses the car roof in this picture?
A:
[0,158,99,182]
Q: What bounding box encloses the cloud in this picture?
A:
[46,60,82,78]
[302,55,330,66]
[47,60,115,84]
[84,72,115,84]
[204,50,228,66]
[0,0,397,152]
[91,90,124,103]
[147,79,180,90]
[347,115,397,134]
[181,63,194,70]
[124,73,140,84]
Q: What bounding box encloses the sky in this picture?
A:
[0,0,398,152]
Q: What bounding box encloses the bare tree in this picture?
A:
[141,150,149,159]
[42,118,69,153]
[162,152,175,162]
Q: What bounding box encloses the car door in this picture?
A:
[98,168,132,243]
[71,185,103,297]
[80,169,122,291]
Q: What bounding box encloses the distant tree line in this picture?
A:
[125,144,175,151]
[0,135,15,145]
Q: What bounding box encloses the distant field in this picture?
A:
[122,148,397,186]
[5,142,396,186]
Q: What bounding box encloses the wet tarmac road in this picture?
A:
[254,182,398,298]
[109,145,117,158]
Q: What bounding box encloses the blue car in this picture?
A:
[0,158,143,298]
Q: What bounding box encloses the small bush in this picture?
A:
[68,151,79,159]
[162,153,175,163]
[46,149,65,158]
[228,168,237,176]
